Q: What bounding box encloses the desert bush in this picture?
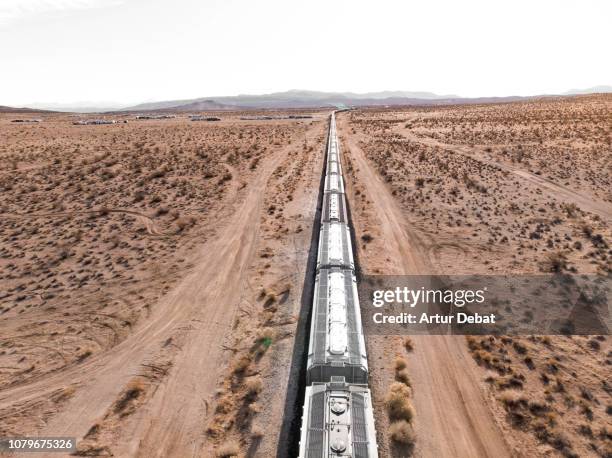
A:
[244,376,263,396]
[396,368,411,386]
[232,356,250,375]
[114,379,145,415]
[155,206,169,216]
[385,382,414,422]
[389,420,416,445]
[215,441,240,457]
[539,251,568,273]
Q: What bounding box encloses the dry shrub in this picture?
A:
[539,251,568,273]
[52,386,76,403]
[114,379,146,415]
[385,382,414,422]
[77,348,93,362]
[176,216,196,232]
[263,293,277,308]
[257,327,276,341]
[232,356,251,375]
[396,368,411,386]
[215,440,240,457]
[155,206,169,216]
[389,420,416,445]
[244,376,263,396]
[254,327,276,354]
[247,402,261,415]
[403,337,414,352]
[499,390,527,408]
[394,356,407,371]
[215,396,234,414]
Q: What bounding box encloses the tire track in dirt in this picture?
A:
[2,209,167,236]
[337,115,512,458]
[394,127,612,224]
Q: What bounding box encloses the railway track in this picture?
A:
[297,113,379,457]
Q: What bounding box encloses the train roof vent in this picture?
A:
[330,440,347,454]
[330,400,346,415]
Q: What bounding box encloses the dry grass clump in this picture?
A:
[403,337,414,352]
[387,350,417,449]
[244,376,263,397]
[385,382,414,422]
[113,379,146,416]
[396,368,411,386]
[215,440,240,457]
[389,420,416,445]
[361,233,374,244]
[252,327,276,355]
[394,356,411,386]
[231,356,251,375]
[539,250,568,273]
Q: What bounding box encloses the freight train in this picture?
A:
[298,113,378,457]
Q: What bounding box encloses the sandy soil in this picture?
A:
[337,94,611,458]
[337,116,512,458]
[0,111,327,457]
[1,96,609,458]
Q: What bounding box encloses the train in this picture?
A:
[298,113,378,457]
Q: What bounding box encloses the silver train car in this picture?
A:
[322,191,348,223]
[299,113,378,458]
[317,222,354,270]
[324,170,345,194]
[299,378,378,458]
[324,129,344,194]
[306,266,368,384]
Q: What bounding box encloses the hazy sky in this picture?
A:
[1,0,610,107]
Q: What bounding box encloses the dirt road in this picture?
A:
[337,114,513,458]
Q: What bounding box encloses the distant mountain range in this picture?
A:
[563,85,612,95]
[119,86,612,112]
[124,89,462,112]
[5,86,612,113]
[0,105,52,113]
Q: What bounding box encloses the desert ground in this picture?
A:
[0,111,327,456]
[335,94,610,457]
[0,94,610,458]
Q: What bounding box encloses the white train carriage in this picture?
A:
[322,191,349,224]
[298,377,378,458]
[307,268,368,384]
[317,222,354,270]
[327,159,342,176]
[324,172,345,194]
[327,143,341,169]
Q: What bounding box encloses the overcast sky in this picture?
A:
[1,0,610,107]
